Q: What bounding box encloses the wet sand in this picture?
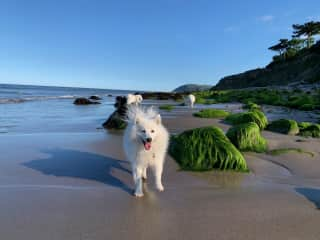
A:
[0,106,320,240]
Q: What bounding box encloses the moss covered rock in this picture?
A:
[193,109,229,118]
[266,119,299,135]
[225,110,268,129]
[243,101,261,111]
[298,122,320,138]
[299,104,316,111]
[226,122,267,152]
[298,122,313,129]
[169,126,248,172]
[159,104,174,111]
[195,97,216,105]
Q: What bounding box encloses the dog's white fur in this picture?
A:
[127,94,143,105]
[185,94,196,108]
[123,106,169,197]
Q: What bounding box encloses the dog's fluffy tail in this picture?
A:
[126,105,158,123]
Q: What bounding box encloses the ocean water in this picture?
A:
[0,84,132,134]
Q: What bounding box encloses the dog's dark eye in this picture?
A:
[151,130,155,133]
[142,130,146,133]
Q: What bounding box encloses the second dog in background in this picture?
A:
[127,94,143,105]
[185,94,196,108]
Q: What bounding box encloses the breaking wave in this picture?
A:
[0,95,77,104]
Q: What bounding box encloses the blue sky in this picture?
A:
[0,0,319,91]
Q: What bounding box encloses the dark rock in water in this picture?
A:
[107,94,113,97]
[89,95,102,100]
[73,97,101,105]
[137,92,183,101]
[103,96,128,130]
[103,112,127,130]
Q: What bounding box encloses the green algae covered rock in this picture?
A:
[193,109,230,118]
[266,119,299,135]
[225,110,268,129]
[226,122,267,153]
[169,126,248,172]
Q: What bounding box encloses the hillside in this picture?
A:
[173,84,212,93]
[214,41,320,90]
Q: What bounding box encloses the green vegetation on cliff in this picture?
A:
[213,21,320,90]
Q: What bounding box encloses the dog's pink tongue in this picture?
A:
[144,142,151,151]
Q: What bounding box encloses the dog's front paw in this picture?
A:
[134,192,144,197]
[156,185,164,192]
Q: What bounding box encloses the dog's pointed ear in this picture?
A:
[155,114,161,125]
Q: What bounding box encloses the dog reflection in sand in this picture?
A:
[123,106,169,197]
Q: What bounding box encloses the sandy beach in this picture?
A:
[0,103,320,240]
[1,1,320,239]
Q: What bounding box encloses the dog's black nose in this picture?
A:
[146,138,152,143]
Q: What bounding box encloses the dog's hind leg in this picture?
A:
[133,167,144,197]
[142,167,147,181]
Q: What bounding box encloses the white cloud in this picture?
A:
[258,15,275,22]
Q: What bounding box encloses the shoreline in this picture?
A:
[1,99,319,135]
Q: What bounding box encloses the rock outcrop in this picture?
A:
[73,97,101,105]
[102,96,128,130]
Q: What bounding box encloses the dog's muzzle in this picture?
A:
[142,138,152,151]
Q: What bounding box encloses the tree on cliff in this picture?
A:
[268,39,289,58]
[292,21,320,48]
[288,38,305,51]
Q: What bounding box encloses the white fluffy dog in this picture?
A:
[127,94,143,105]
[123,106,169,197]
[185,94,196,108]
